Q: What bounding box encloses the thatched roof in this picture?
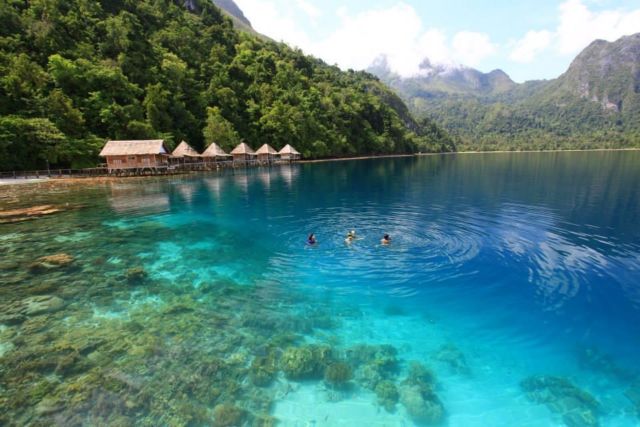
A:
[172,141,200,158]
[279,144,300,155]
[231,142,256,155]
[202,143,232,158]
[256,144,278,155]
[100,140,168,157]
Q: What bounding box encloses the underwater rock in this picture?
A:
[0,204,63,224]
[521,375,600,426]
[324,362,353,388]
[576,345,629,380]
[213,403,245,427]
[400,384,445,425]
[250,353,278,387]
[356,362,384,390]
[251,413,277,427]
[22,295,65,316]
[0,311,26,325]
[348,344,399,390]
[375,380,399,412]
[280,346,318,380]
[35,397,63,416]
[434,344,470,375]
[29,253,74,271]
[280,345,333,380]
[125,266,147,284]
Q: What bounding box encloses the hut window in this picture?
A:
[128,156,136,161]
[113,159,122,165]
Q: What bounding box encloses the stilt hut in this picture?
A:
[278,144,301,161]
[100,140,170,172]
[256,144,278,164]
[201,143,232,163]
[171,141,201,165]
[230,142,257,164]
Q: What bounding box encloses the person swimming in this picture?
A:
[345,230,356,244]
[307,233,317,245]
[381,234,391,245]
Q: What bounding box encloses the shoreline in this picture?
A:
[1,148,638,188]
[299,147,640,164]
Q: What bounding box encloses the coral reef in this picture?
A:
[29,253,74,271]
[375,380,399,412]
[324,362,353,389]
[280,345,333,380]
[250,352,278,387]
[0,205,64,224]
[400,385,445,425]
[213,403,246,427]
[125,266,147,284]
[521,375,600,427]
[399,361,445,425]
[434,343,470,375]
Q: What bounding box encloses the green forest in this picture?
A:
[0,0,454,171]
[413,94,640,152]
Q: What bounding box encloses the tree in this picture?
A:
[203,106,240,151]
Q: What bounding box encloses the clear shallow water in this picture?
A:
[1,152,640,426]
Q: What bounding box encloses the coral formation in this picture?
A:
[375,380,399,412]
[399,361,445,425]
[125,266,147,284]
[250,352,278,387]
[29,253,74,271]
[213,403,245,427]
[400,385,445,425]
[324,362,353,388]
[434,343,470,375]
[521,375,600,427]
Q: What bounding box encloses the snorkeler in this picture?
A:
[381,234,391,245]
[307,233,317,245]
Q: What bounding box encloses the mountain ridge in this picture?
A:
[370,33,640,150]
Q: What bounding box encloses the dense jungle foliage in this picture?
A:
[0,0,454,171]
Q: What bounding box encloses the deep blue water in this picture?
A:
[1,151,639,426]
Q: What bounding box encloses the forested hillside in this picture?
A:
[372,34,640,151]
[0,0,453,171]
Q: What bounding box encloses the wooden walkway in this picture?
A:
[0,160,298,180]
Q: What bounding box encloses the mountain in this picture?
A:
[535,34,640,113]
[371,33,640,150]
[369,56,516,97]
[211,0,258,35]
[0,0,452,171]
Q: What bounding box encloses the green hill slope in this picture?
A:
[0,0,452,171]
[372,34,640,151]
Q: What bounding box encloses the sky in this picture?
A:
[233,0,640,82]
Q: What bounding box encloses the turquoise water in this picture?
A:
[1,152,640,426]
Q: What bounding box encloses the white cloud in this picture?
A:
[556,0,640,55]
[514,0,640,61]
[452,32,497,67]
[234,0,312,49]
[509,30,553,63]
[295,0,322,20]
[238,1,497,76]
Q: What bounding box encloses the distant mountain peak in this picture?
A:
[556,32,640,112]
[368,55,516,96]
